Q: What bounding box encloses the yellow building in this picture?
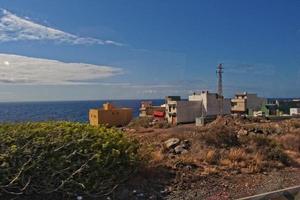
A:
[89,103,133,127]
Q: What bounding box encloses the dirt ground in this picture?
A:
[115,117,300,200]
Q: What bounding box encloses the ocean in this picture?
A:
[0,99,164,123]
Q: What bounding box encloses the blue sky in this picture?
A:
[0,0,299,101]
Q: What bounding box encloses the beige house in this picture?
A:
[89,103,132,127]
[231,92,266,114]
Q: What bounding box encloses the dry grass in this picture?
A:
[151,150,165,163]
[129,117,300,176]
[227,148,247,162]
[278,133,300,152]
[247,153,264,173]
[204,149,220,165]
[290,120,300,129]
[203,166,219,175]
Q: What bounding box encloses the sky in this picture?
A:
[0,0,299,101]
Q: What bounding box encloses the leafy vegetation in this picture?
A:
[0,122,139,199]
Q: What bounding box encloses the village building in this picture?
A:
[189,91,231,116]
[89,103,132,127]
[231,92,266,115]
[165,91,231,125]
[139,101,165,118]
[290,108,300,116]
[165,99,202,124]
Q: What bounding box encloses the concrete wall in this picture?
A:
[231,93,266,114]
[176,101,202,123]
[246,94,267,111]
[89,108,132,127]
[165,100,202,124]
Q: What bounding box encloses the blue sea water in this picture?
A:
[0,99,164,123]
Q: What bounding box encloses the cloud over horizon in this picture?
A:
[0,9,123,46]
[0,53,123,84]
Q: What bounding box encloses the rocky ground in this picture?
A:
[115,116,300,200]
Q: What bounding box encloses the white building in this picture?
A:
[189,91,231,116]
[165,91,231,125]
[166,100,202,124]
[290,108,300,116]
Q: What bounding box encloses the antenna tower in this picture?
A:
[216,63,223,97]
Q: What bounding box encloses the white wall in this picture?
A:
[290,108,300,115]
[189,92,231,116]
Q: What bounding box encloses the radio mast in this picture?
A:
[216,63,223,97]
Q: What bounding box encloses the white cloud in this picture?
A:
[0,9,123,46]
[0,53,123,84]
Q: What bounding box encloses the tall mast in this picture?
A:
[216,63,223,97]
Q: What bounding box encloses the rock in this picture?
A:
[164,138,180,149]
[174,144,188,154]
[182,139,191,148]
[237,129,248,137]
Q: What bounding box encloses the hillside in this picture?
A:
[122,116,300,199]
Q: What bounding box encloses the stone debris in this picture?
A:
[164,138,191,155]
[164,138,180,149]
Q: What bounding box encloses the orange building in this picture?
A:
[89,103,132,127]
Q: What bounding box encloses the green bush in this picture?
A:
[0,122,139,198]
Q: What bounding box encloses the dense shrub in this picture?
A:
[200,125,239,148]
[249,135,290,166]
[0,122,139,198]
[127,117,153,128]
